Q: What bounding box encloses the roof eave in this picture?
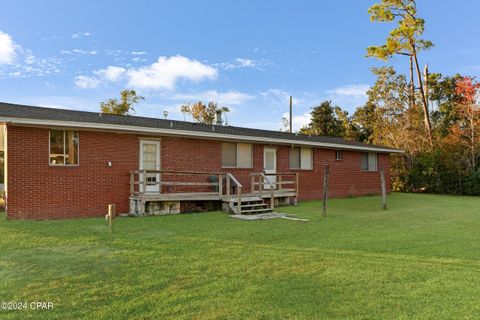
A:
[1,117,404,154]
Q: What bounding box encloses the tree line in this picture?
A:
[297,0,480,195]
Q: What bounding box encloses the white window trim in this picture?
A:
[49,129,80,167]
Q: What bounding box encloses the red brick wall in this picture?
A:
[6,126,138,219]
[6,125,391,219]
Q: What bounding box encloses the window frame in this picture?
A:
[289,147,313,170]
[360,152,378,172]
[221,142,253,169]
[49,129,80,166]
[335,150,343,161]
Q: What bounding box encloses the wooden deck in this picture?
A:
[132,190,297,202]
[129,170,299,215]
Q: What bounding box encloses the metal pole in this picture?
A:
[289,95,293,133]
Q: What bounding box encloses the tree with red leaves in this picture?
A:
[444,76,480,174]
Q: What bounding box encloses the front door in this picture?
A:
[140,140,160,193]
[263,147,277,189]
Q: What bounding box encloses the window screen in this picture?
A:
[361,152,377,171]
[289,148,300,169]
[289,147,312,169]
[221,143,237,167]
[236,143,253,168]
[300,148,312,170]
[336,150,343,160]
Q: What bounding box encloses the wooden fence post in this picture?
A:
[322,165,330,217]
[380,168,387,210]
[107,204,116,232]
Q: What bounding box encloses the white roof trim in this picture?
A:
[1,117,403,153]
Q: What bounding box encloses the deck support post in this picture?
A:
[218,174,223,197]
[237,186,242,214]
[251,175,255,194]
[129,172,134,195]
[226,175,231,200]
[142,170,147,194]
[259,175,263,197]
[295,173,299,205]
[270,187,275,210]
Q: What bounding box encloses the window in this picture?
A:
[361,152,377,172]
[221,142,252,168]
[335,150,343,161]
[289,147,313,170]
[50,130,79,165]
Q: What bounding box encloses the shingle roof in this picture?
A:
[0,102,401,153]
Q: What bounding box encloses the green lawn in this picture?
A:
[1,193,480,319]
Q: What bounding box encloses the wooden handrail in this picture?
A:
[226,173,243,188]
[129,169,224,175]
[129,170,227,196]
[250,172,298,177]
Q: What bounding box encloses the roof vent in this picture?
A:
[170,121,173,128]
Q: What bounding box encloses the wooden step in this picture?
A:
[240,208,273,214]
[240,203,268,209]
[228,196,262,203]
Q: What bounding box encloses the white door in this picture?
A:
[263,148,277,189]
[140,140,160,193]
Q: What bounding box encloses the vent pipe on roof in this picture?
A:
[215,110,222,125]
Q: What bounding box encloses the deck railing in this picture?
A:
[129,170,226,197]
[129,170,298,213]
[250,172,299,205]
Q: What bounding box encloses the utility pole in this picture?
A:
[289,95,293,133]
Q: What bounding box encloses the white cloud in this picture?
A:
[0,31,17,64]
[326,84,370,111]
[74,75,101,89]
[214,58,266,70]
[168,90,254,105]
[327,84,370,99]
[93,66,126,82]
[73,67,121,89]
[61,49,97,55]
[131,51,147,55]
[75,55,218,90]
[73,56,216,90]
[71,32,92,39]
[281,111,311,131]
[259,89,304,106]
[127,56,217,90]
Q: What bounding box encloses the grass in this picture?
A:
[1,193,480,319]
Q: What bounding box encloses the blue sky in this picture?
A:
[1,0,479,130]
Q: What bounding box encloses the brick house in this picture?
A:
[0,102,401,220]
